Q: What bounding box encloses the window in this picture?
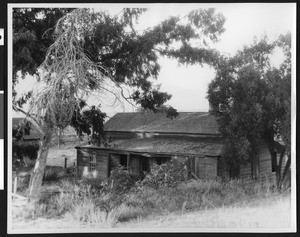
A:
[89,153,97,172]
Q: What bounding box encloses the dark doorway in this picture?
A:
[108,153,128,177]
[119,154,127,168]
[140,158,150,173]
[155,156,171,165]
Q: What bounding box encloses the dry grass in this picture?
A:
[10,154,293,232]
[11,193,292,231]
[117,194,292,230]
[63,201,121,228]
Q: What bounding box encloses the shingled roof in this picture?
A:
[13,118,42,140]
[111,137,223,156]
[105,111,220,135]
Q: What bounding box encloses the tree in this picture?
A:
[207,33,291,187]
[13,8,74,108]
[13,8,226,200]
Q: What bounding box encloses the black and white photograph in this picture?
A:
[6,2,296,234]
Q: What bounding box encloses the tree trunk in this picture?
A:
[28,126,53,201]
[57,127,63,148]
[263,133,287,189]
[264,136,277,172]
[57,128,60,148]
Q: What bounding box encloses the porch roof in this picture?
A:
[109,138,223,157]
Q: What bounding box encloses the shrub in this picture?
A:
[43,166,66,183]
[77,176,105,194]
[139,157,188,189]
[65,200,122,227]
[117,204,145,222]
[13,168,281,226]
[124,178,278,215]
[103,165,140,195]
[13,141,40,162]
[66,165,77,176]
[13,172,31,192]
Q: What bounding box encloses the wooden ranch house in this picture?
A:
[76,111,283,183]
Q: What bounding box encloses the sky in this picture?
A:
[12,3,296,118]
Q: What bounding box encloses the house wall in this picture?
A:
[77,148,90,175]
[217,157,228,179]
[77,148,109,179]
[96,150,110,179]
[129,155,140,175]
[197,157,218,180]
[187,156,218,180]
[240,144,278,184]
[110,153,120,166]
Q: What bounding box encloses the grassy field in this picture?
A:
[116,194,292,230]
[10,173,293,232]
[10,142,294,232]
[11,193,291,231]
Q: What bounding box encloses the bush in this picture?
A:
[124,178,278,215]
[66,165,77,176]
[43,166,66,183]
[103,165,140,195]
[12,166,281,226]
[77,176,105,194]
[139,157,188,189]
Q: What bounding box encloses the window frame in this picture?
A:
[89,153,97,172]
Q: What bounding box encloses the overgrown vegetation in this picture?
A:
[13,160,289,228]
[138,158,188,189]
[207,33,291,186]
[13,142,40,161]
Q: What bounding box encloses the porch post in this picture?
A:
[127,153,130,171]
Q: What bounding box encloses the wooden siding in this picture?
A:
[110,153,120,165]
[106,131,222,140]
[217,157,227,178]
[96,150,109,179]
[77,149,90,175]
[240,145,279,184]
[258,146,276,183]
[77,148,109,179]
[129,156,140,175]
[197,157,218,180]
[188,156,218,180]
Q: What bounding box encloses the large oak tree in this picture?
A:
[207,33,291,188]
[13,8,226,200]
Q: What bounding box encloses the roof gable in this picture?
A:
[105,111,220,135]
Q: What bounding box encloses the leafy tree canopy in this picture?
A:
[207,33,291,185]
[13,8,74,107]
[14,7,226,144]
